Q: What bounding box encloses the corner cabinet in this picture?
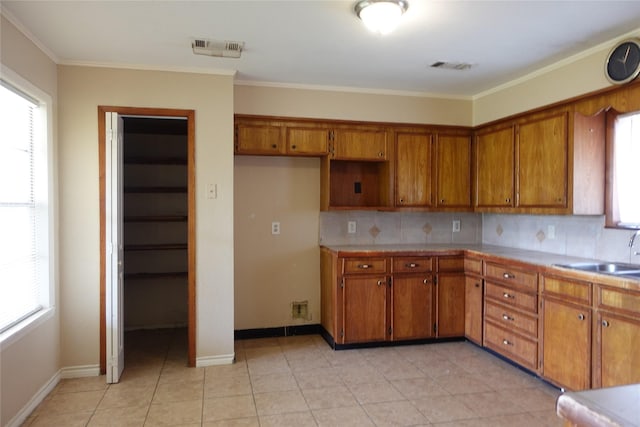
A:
[473,108,605,214]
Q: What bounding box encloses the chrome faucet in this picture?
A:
[629,230,640,248]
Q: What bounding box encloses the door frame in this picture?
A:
[98,106,196,371]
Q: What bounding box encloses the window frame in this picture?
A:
[0,65,56,349]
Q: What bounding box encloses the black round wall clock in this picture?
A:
[605,38,640,84]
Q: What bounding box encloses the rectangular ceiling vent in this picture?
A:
[192,38,244,59]
[430,61,475,71]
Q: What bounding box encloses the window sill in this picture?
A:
[0,307,55,351]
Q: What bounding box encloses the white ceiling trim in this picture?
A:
[0,6,60,64]
[59,59,238,78]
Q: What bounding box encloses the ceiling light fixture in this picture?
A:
[354,0,409,35]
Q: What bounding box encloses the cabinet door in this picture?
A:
[332,129,387,160]
[343,275,388,343]
[392,275,434,340]
[517,113,568,207]
[435,134,471,208]
[437,273,466,337]
[542,298,591,390]
[464,276,483,345]
[395,132,434,207]
[475,126,515,207]
[286,126,329,155]
[597,312,640,387]
[235,123,286,155]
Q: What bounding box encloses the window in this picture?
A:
[0,78,51,335]
[606,109,640,229]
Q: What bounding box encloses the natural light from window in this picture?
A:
[615,112,640,228]
[0,82,44,333]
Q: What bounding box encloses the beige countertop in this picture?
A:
[556,384,640,426]
[320,244,640,290]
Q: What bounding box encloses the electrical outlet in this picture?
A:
[452,220,461,233]
[206,183,217,199]
[348,221,357,234]
[271,222,280,235]
[547,225,556,240]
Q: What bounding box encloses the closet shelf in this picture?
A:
[124,272,188,280]
[124,156,187,165]
[125,243,187,251]
[124,186,187,194]
[124,215,188,223]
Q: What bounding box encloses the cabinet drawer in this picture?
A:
[392,257,433,274]
[343,258,388,274]
[464,258,482,275]
[542,275,591,305]
[485,321,537,370]
[485,282,537,313]
[484,262,538,291]
[485,300,537,338]
[438,257,465,272]
[597,286,640,316]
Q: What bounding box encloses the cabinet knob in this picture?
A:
[502,339,513,346]
[440,199,445,204]
[377,280,384,286]
[271,144,277,149]
[505,198,511,203]
[503,292,514,299]
[503,272,515,279]
[406,263,418,268]
[423,278,430,285]
[475,283,480,288]
[577,313,585,321]
[602,320,610,327]
[357,264,370,269]
[502,314,514,321]
[399,198,404,204]
[291,144,297,150]
[378,151,384,157]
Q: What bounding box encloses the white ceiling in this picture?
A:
[3,1,640,98]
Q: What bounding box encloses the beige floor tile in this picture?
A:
[412,395,476,423]
[37,390,106,415]
[118,365,163,387]
[87,404,148,426]
[28,410,94,426]
[415,358,468,378]
[253,389,309,416]
[242,337,281,349]
[363,400,430,426]
[246,357,291,376]
[152,379,204,403]
[456,391,527,417]
[158,366,205,384]
[204,375,252,399]
[205,361,249,379]
[203,417,259,427]
[301,385,359,409]
[98,383,156,409]
[434,373,493,395]
[391,377,449,400]
[250,372,299,393]
[498,385,560,412]
[530,409,566,427]
[145,399,202,426]
[294,367,343,390]
[259,410,318,427]
[348,380,405,404]
[337,365,387,386]
[312,405,375,426]
[54,376,110,394]
[202,395,257,422]
[481,412,552,427]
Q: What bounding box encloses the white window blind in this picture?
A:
[615,112,640,227]
[0,81,42,333]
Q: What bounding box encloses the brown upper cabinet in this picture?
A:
[331,128,388,160]
[235,117,330,156]
[395,131,434,207]
[474,107,605,214]
[435,133,472,209]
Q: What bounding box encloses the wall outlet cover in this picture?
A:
[348,221,357,234]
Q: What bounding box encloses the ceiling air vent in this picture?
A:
[430,61,475,70]
[192,38,244,58]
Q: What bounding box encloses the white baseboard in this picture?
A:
[59,364,101,379]
[196,353,235,367]
[6,370,60,427]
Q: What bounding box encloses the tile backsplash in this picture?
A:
[319,211,640,264]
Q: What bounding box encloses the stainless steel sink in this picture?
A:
[554,262,640,276]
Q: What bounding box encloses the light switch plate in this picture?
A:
[348,221,357,234]
[452,220,461,232]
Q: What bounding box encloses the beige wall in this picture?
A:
[0,15,60,427]
[57,66,235,367]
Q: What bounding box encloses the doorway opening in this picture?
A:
[99,107,196,378]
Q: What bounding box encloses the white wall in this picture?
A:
[0,14,60,427]
[57,65,235,367]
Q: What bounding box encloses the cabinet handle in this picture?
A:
[475,283,480,288]
[503,272,515,279]
[271,144,277,149]
[358,264,370,269]
[378,151,384,157]
[505,198,511,203]
[503,292,514,299]
[377,280,384,286]
[291,144,297,150]
[502,314,514,321]
[602,320,610,328]
[577,313,585,321]
[502,339,513,346]
[399,198,404,204]
[405,263,418,268]
[423,278,430,285]
[440,199,446,204]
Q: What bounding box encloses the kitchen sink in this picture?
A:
[554,262,640,276]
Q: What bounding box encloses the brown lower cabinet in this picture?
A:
[343,275,389,343]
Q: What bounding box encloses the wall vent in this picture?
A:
[192,38,244,58]
[430,61,475,70]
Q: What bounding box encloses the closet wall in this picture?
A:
[122,117,188,329]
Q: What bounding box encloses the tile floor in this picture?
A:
[22,329,564,426]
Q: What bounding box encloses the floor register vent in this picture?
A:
[192,38,244,58]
